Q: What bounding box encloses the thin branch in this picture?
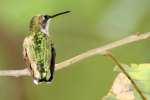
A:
[0,68,30,77]
[0,32,149,77]
[55,32,150,70]
[106,52,147,100]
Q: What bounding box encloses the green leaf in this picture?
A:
[103,63,150,100]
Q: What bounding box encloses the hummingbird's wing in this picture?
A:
[48,43,56,81]
[23,46,34,74]
[23,36,36,78]
[23,36,35,77]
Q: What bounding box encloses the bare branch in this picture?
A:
[0,32,149,77]
[55,32,150,70]
[0,68,30,77]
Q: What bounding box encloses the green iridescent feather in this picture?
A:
[23,31,51,81]
[31,32,51,79]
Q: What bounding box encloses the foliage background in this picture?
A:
[0,0,149,100]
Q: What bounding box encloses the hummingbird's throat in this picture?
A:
[41,19,50,36]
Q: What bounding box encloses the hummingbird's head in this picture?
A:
[29,11,71,36]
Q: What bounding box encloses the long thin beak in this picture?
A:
[50,11,71,18]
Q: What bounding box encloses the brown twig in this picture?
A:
[0,32,149,77]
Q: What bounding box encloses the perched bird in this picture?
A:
[23,11,70,84]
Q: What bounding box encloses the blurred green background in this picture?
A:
[0,0,149,100]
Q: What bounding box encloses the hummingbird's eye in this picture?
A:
[44,15,51,20]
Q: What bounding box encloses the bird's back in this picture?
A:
[23,32,51,81]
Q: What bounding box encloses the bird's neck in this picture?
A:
[40,21,50,37]
[30,20,50,37]
[40,19,51,37]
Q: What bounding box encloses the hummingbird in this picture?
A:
[23,11,70,84]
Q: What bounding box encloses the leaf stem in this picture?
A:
[106,52,147,100]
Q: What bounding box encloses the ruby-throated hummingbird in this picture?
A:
[23,11,70,84]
